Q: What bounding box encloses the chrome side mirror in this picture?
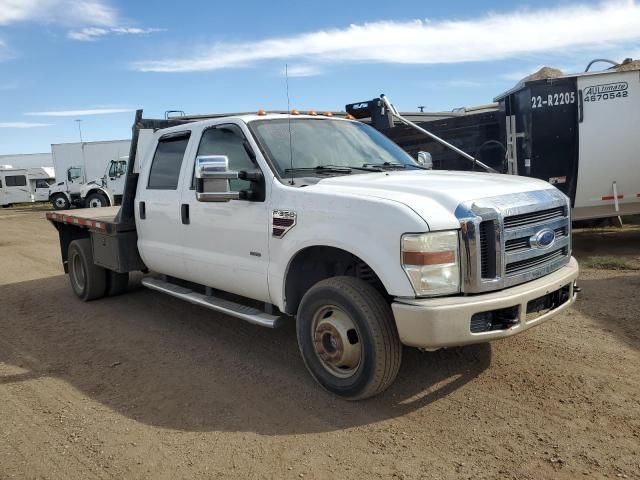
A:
[195,155,240,202]
[417,151,433,169]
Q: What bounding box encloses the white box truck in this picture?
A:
[49,140,130,209]
[47,108,579,400]
[49,134,153,210]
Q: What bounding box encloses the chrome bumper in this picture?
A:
[391,257,579,350]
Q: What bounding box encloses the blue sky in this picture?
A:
[1,0,639,154]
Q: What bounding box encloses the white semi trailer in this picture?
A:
[0,152,53,169]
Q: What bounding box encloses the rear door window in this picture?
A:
[147,133,191,190]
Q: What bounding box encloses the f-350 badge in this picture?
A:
[272,210,297,238]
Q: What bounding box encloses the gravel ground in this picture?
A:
[0,205,639,479]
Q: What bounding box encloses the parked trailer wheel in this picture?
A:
[86,192,109,208]
[296,276,402,400]
[107,271,129,296]
[51,194,70,210]
[68,239,107,301]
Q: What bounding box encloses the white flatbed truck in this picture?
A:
[47,108,579,399]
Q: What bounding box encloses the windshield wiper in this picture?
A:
[285,165,352,174]
[363,162,430,170]
[285,164,384,175]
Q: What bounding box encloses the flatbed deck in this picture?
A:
[46,206,133,234]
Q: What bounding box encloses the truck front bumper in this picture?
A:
[391,257,579,350]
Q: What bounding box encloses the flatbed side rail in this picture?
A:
[46,211,108,233]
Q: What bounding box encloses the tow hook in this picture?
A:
[573,281,581,293]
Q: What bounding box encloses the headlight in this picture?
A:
[401,231,460,296]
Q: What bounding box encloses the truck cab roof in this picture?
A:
[154,112,350,136]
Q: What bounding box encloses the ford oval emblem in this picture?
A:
[530,228,556,249]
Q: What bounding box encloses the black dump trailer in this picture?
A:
[495,76,580,202]
[346,98,504,173]
[350,61,640,220]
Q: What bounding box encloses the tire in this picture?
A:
[85,192,109,208]
[107,271,129,296]
[297,276,402,400]
[51,194,70,210]
[68,239,107,301]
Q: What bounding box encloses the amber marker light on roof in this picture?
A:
[290,109,300,115]
[345,114,356,120]
[323,112,333,117]
[257,109,267,116]
[308,110,317,116]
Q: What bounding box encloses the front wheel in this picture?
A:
[297,276,402,400]
[85,192,109,208]
[51,194,70,210]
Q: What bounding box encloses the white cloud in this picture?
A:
[283,65,323,77]
[26,108,134,116]
[0,122,52,128]
[0,0,117,26]
[68,26,163,41]
[133,1,640,73]
[0,0,160,43]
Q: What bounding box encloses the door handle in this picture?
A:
[578,90,584,123]
[181,203,190,225]
[139,201,146,219]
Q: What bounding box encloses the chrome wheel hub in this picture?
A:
[311,305,361,378]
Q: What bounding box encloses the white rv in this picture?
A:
[0,166,56,207]
[27,167,56,202]
[0,168,31,206]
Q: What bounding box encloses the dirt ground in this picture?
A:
[1,205,639,480]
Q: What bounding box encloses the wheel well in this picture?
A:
[85,189,110,205]
[86,188,106,198]
[284,246,388,315]
[54,223,90,273]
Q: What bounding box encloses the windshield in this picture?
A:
[250,118,417,178]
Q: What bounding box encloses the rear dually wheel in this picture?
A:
[68,239,107,301]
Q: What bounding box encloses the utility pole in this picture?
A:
[75,119,83,143]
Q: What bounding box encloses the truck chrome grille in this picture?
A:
[505,226,566,252]
[479,220,497,278]
[456,190,571,293]
[505,247,567,275]
[503,207,565,229]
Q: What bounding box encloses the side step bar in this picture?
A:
[141,276,283,328]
